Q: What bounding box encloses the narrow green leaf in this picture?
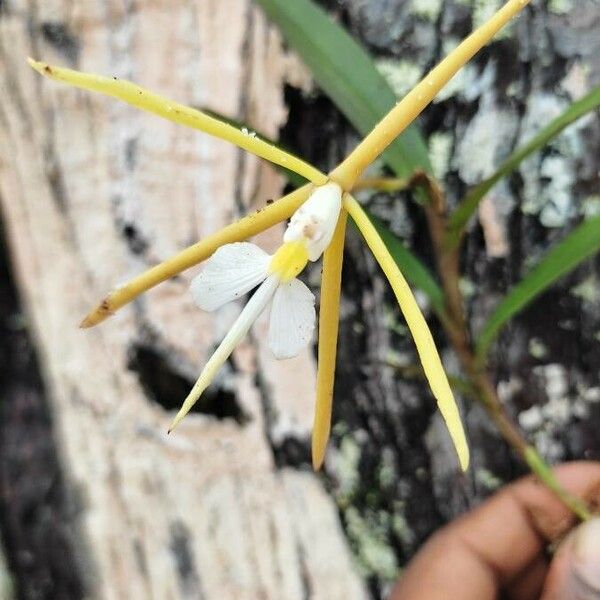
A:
[254,0,432,178]
[476,215,600,362]
[448,85,600,247]
[362,213,446,319]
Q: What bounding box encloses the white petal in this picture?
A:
[190,242,270,311]
[170,275,279,430]
[268,278,316,359]
[283,182,342,261]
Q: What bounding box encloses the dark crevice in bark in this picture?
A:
[40,21,79,64]
[0,213,89,600]
[169,520,205,599]
[110,195,150,258]
[127,341,248,425]
[279,84,348,173]
[121,223,149,256]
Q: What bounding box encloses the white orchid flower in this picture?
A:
[168,182,342,431]
[36,0,539,470]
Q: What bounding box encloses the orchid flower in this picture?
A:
[28,0,532,474]
[169,183,342,431]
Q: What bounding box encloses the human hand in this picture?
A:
[391,462,600,599]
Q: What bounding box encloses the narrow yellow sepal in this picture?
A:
[331,0,532,188]
[27,58,327,186]
[78,185,313,327]
[268,241,309,282]
[344,195,469,471]
[169,275,279,432]
[312,210,347,470]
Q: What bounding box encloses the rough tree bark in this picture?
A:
[0,1,368,599]
[0,1,599,600]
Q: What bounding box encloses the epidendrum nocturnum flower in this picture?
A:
[28,0,532,473]
[169,182,343,432]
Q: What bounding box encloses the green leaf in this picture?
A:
[254,0,432,178]
[362,213,447,319]
[475,215,600,362]
[448,85,600,247]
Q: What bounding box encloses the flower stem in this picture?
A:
[352,177,409,193]
[420,179,593,521]
[524,447,592,521]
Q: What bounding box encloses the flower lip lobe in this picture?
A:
[284,182,342,261]
[190,242,270,311]
[269,278,316,359]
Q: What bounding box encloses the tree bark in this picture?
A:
[0,1,367,599]
[279,0,600,595]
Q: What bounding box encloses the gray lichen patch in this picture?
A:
[369,194,414,240]
[432,38,483,103]
[475,468,504,492]
[375,59,423,98]
[410,0,443,22]
[429,132,453,179]
[473,0,514,39]
[329,435,406,585]
[581,195,600,219]
[548,0,574,14]
[0,543,13,600]
[518,92,588,227]
[335,435,362,506]
[570,275,600,305]
[454,94,519,184]
[528,337,549,360]
[391,508,416,547]
[345,507,400,582]
[537,157,577,227]
[517,364,593,461]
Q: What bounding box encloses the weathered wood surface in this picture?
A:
[1,0,600,599]
[0,1,367,599]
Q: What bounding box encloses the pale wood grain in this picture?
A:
[0,2,366,598]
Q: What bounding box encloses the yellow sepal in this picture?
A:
[312,210,347,470]
[28,58,327,186]
[344,194,470,471]
[79,185,313,327]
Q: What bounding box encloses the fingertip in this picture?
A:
[540,519,600,599]
[567,518,600,597]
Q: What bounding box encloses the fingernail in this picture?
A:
[570,518,600,597]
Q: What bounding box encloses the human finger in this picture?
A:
[540,518,600,600]
[390,462,600,600]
